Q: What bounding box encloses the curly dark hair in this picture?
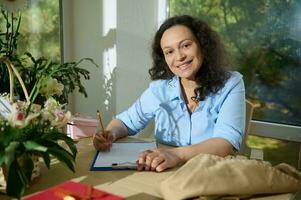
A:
[149,15,230,101]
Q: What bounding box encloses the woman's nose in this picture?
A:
[175,50,186,61]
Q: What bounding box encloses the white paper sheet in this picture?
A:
[91,142,157,170]
[0,96,12,119]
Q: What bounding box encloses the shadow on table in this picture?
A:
[127,193,161,200]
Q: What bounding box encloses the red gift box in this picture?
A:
[24,181,124,200]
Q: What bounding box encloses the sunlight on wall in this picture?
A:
[102,0,116,109]
[157,0,168,28]
[102,0,116,77]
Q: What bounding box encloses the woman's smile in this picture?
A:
[177,59,193,71]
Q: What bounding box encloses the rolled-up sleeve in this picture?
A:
[212,73,246,151]
[116,83,157,135]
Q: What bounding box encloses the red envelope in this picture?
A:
[24,181,124,200]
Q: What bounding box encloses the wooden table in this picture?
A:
[0,137,296,200]
[1,137,166,199]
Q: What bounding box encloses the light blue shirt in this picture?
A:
[116,71,245,150]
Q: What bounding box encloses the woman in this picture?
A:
[93,15,245,172]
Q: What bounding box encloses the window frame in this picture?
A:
[251,121,301,142]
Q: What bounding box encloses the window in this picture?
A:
[0,0,61,98]
[169,0,301,169]
[0,0,61,61]
[169,0,301,141]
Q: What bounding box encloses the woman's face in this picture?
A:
[160,25,203,81]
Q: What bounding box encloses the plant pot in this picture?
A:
[31,155,41,181]
[0,157,41,194]
[0,165,7,193]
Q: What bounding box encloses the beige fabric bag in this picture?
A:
[160,154,301,200]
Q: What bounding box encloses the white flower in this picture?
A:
[51,110,71,128]
[8,103,39,128]
[0,0,28,12]
[43,97,59,112]
[41,97,72,127]
[42,97,59,121]
[39,78,64,98]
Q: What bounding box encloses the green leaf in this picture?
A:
[40,140,76,172]
[63,139,78,159]
[0,151,5,166]
[6,159,27,198]
[4,141,20,167]
[18,154,34,182]
[23,141,47,152]
[40,152,51,169]
[47,145,75,172]
[0,126,21,146]
[41,132,77,158]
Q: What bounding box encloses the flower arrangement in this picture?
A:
[0,57,77,199]
[0,1,89,198]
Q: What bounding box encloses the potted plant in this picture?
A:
[0,1,98,104]
[0,57,77,199]
[0,1,97,199]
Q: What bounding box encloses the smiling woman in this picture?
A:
[161,25,203,114]
[93,15,245,172]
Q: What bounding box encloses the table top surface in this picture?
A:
[0,137,296,200]
[1,137,165,199]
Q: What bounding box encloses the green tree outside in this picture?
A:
[170,0,301,126]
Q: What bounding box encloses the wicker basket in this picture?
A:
[0,56,41,193]
[0,167,6,192]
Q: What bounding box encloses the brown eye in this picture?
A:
[164,50,173,55]
[182,43,191,49]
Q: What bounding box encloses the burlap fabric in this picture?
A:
[161,154,301,200]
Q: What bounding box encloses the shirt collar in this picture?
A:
[167,76,183,102]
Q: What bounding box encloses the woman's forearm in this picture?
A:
[171,138,234,162]
[106,119,128,141]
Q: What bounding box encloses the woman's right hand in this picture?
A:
[137,148,183,172]
[93,130,114,151]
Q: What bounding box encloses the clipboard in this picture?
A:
[90,142,157,170]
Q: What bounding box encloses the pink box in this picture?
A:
[67,117,98,139]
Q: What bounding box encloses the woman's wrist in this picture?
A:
[110,132,116,142]
[168,147,186,165]
[110,129,128,142]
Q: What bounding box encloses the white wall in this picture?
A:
[62,0,105,120]
[116,0,157,112]
[63,0,160,127]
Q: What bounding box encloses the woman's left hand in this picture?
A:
[137,149,183,172]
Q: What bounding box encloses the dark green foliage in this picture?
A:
[0,10,98,104]
[170,0,301,125]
